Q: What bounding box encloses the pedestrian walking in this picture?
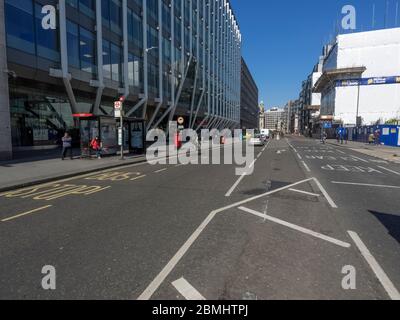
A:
[61,132,73,160]
[90,136,102,159]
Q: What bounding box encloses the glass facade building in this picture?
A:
[0,0,241,154]
[240,58,259,130]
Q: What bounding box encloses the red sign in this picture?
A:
[72,113,94,118]
[114,101,122,110]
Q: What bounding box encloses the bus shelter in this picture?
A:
[73,114,118,158]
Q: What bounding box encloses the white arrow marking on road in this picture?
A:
[172,278,206,300]
[238,207,351,248]
[348,231,400,300]
[351,155,369,163]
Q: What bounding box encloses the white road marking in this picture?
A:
[313,178,338,208]
[332,181,400,189]
[348,231,400,300]
[155,168,167,173]
[225,159,257,197]
[288,188,320,197]
[302,161,311,172]
[297,153,302,160]
[225,141,270,197]
[1,205,52,222]
[130,175,147,181]
[336,149,346,155]
[350,155,369,163]
[137,177,314,300]
[238,207,350,248]
[377,166,400,176]
[172,278,206,300]
[257,152,262,158]
[286,139,297,153]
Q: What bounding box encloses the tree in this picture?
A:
[385,118,400,125]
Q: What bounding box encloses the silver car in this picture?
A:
[249,134,265,147]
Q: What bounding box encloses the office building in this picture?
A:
[0,0,242,159]
[240,58,258,129]
[265,107,286,131]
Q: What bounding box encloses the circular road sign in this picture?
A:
[177,117,185,125]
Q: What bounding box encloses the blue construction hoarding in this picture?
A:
[350,125,400,147]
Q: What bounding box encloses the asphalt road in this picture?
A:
[0,136,399,300]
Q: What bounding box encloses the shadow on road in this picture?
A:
[370,210,400,244]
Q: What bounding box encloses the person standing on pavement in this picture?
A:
[61,132,73,160]
[90,136,102,159]
[374,130,381,146]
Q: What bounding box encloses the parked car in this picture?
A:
[260,134,268,142]
[249,134,265,147]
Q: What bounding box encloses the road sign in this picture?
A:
[323,122,332,129]
[114,101,122,110]
[115,110,122,118]
[177,117,185,125]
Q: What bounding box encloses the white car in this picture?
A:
[249,134,265,147]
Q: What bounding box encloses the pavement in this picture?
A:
[0,135,399,300]
[0,151,147,193]
[326,139,400,164]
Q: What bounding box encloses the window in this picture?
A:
[128,53,141,88]
[35,4,59,61]
[110,43,122,83]
[66,0,78,9]
[102,0,110,27]
[110,0,122,34]
[102,40,112,79]
[128,9,142,49]
[79,0,95,18]
[147,0,158,22]
[5,0,35,54]
[67,20,80,68]
[80,27,96,75]
[147,26,158,58]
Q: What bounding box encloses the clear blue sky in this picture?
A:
[230,0,399,109]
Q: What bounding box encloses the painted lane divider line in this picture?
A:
[288,188,320,197]
[225,159,257,197]
[378,166,400,176]
[137,178,314,300]
[225,141,271,197]
[302,161,311,172]
[172,278,206,300]
[2,205,52,222]
[332,181,400,189]
[348,231,400,300]
[130,175,147,181]
[313,178,338,208]
[155,168,168,174]
[238,207,351,248]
